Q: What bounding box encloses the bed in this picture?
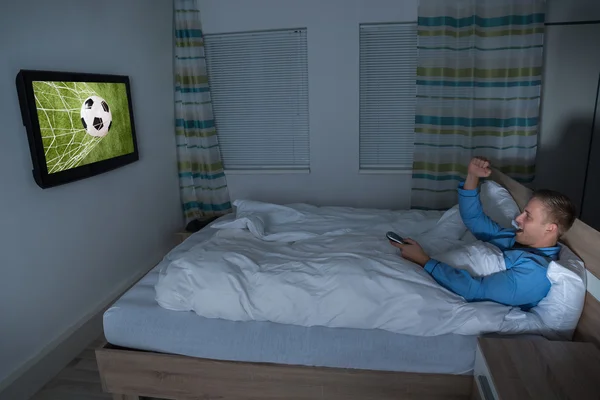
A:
[96,170,600,400]
[104,248,479,376]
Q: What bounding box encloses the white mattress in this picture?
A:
[104,218,479,375]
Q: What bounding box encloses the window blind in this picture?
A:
[204,29,309,170]
[359,23,417,171]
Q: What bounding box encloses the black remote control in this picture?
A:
[386,231,405,245]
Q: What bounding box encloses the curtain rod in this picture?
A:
[545,20,600,26]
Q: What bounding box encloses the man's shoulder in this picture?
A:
[504,248,553,268]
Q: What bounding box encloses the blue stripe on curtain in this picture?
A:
[418,14,545,28]
[175,118,216,129]
[415,116,538,128]
[175,29,203,38]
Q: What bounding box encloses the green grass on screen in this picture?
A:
[32,81,134,174]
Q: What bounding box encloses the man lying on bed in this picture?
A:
[390,156,576,310]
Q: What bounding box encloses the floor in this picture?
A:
[31,335,159,400]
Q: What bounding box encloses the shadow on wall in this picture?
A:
[533,118,595,218]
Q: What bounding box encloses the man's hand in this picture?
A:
[465,156,492,190]
[389,238,431,267]
[468,156,492,178]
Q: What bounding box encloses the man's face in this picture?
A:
[514,198,556,246]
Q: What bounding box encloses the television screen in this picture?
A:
[16,70,139,188]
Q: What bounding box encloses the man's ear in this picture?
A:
[546,223,558,235]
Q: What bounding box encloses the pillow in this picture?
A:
[434,180,522,241]
[479,180,522,229]
[530,244,587,340]
[432,241,506,277]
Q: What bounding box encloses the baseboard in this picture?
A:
[0,260,159,400]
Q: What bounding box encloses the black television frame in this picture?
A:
[16,69,139,189]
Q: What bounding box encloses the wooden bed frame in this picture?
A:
[96,170,600,400]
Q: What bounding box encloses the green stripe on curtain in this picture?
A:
[414,143,538,151]
[417,67,542,79]
[175,40,205,47]
[417,95,541,101]
[175,75,210,85]
[174,0,232,222]
[411,0,544,210]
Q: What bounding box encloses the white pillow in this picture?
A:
[434,180,521,241]
[530,244,587,340]
[479,180,522,229]
[432,241,506,277]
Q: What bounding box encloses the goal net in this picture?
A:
[33,81,104,173]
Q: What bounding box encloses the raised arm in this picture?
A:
[459,157,514,248]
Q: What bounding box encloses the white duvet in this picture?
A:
[155,199,558,337]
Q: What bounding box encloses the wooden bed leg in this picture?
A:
[112,394,139,400]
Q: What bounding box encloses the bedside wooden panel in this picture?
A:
[478,338,600,400]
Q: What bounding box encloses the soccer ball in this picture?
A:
[80,96,112,137]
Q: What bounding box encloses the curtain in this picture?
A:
[411,0,545,209]
[174,0,232,223]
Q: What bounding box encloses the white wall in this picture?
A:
[198,0,417,210]
[0,0,180,395]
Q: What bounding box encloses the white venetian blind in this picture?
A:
[204,28,309,170]
[359,23,417,170]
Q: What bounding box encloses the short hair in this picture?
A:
[532,189,577,237]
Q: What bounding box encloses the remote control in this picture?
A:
[386,231,405,245]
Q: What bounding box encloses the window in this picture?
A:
[204,29,309,171]
[359,23,417,171]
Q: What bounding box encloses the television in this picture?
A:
[16,70,139,188]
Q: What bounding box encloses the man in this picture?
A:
[391,157,577,310]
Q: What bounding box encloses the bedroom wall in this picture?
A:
[535,1,600,217]
[0,0,180,398]
[534,23,600,215]
[201,0,600,211]
[197,0,417,210]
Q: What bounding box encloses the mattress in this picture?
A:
[104,217,478,375]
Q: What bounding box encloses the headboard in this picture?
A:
[491,169,600,347]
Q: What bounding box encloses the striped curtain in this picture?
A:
[411,0,545,209]
[174,0,232,223]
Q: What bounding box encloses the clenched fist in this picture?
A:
[468,156,492,178]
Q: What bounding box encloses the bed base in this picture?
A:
[96,343,473,400]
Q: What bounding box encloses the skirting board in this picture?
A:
[0,259,160,400]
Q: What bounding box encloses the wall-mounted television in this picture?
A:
[16,70,139,188]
